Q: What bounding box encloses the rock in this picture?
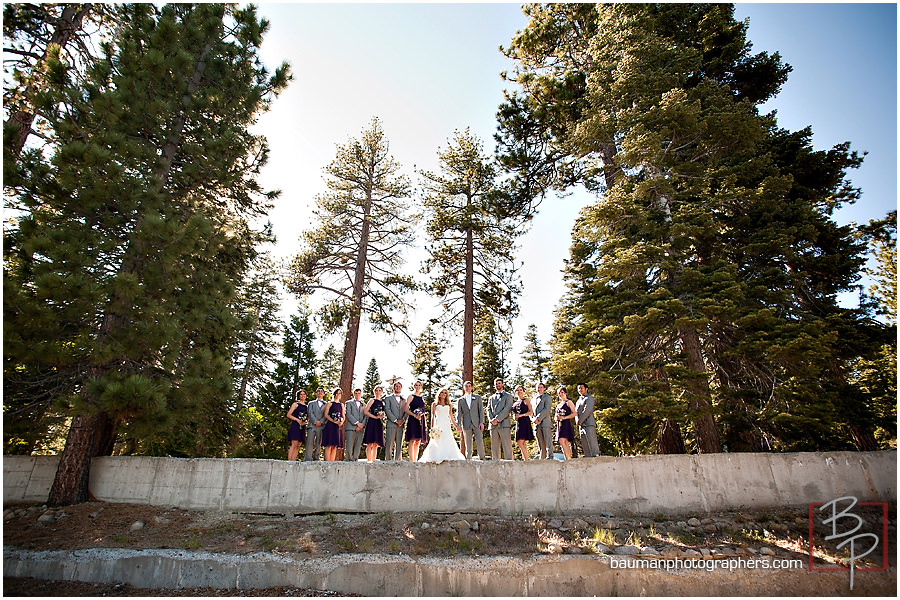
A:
[89,508,104,519]
[420,522,431,529]
[700,548,711,557]
[600,511,615,518]
[681,549,702,557]
[605,519,618,530]
[675,521,688,529]
[4,510,15,521]
[471,521,479,531]
[759,547,776,556]
[548,518,563,529]
[153,516,171,525]
[37,513,55,524]
[687,517,702,527]
[547,543,563,554]
[613,545,640,555]
[703,524,718,533]
[660,546,682,558]
[570,518,589,531]
[640,546,660,555]
[746,547,758,554]
[564,545,587,554]
[130,520,145,532]
[701,517,715,525]
[594,543,611,554]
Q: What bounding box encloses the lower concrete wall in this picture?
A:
[3,451,895,514]
[4,548,895,596]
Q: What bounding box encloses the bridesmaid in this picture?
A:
[511,385,535,459]
[404,380,427,462]
[555,385,577,460]
[286,389,309,461]
[363,385,386,461]
[322,388,345,461]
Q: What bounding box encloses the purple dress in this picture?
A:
[287,402,308,443]
[322,402,345,448]
[363,398,385,446]
[512,399,534,441]
[556,402,574,442]
[405,395,426,441]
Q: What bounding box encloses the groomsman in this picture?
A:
[344,388,367,461]
[457,381,486,460]
[304,387,327,461]
[532,382,553,459]
[576,383,600,458]
[384,381,406,460]
[487,377,514,460]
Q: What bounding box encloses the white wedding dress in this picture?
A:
[419,404,465,463]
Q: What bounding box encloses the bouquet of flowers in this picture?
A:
[555,405,566,419]
[512,400,525,415]
[372,407,385,419]
[429,427,441,442]
[413,408,425,420]
[329,406,343,422]
[296,417,308,426]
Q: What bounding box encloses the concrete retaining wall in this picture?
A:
[3,451,895,514]
[4,548,895,596]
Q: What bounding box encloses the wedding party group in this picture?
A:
[285,377,601,464]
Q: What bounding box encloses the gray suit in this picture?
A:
[304,398,327,461]
[457,393,485,460]
[532,392,553,459]
[576,393,600,457]
[343,399,366,461]
[384,393,406,460]
[487,390,514,460]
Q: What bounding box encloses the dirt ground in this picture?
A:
[4,500,894,596]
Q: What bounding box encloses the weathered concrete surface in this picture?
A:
[4,548,895,596]
[4,451,895,515]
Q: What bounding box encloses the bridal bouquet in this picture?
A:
[429,427,441,441]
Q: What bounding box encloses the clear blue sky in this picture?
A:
[252,3,897,393]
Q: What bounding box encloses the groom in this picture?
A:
[456,380,485,460]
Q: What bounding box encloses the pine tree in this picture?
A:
[233,253,282,410]
[4,4,289,504]
[287,118,416,398]
[363,358,381,400]
[420,128,525,385]
[318,344,342,394]
[500,3,878,453]
[409,326,448,402]
[520,324,547,387]
[247,304,320,457]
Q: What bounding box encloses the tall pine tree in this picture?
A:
[287,118,416,398]
[420,128,524,386]
[4,4,289,503]
[500,3,882,453]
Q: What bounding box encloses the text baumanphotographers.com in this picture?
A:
[610,557,805,572]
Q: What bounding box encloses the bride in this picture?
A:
[419,388,465,463]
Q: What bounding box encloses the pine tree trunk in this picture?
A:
[340,193,372,396]
[5,4,94,158]
[462,227,475,385]
[849,425,878,451]
[48,411,112,506]
[658,418,686,454]
[677,323,722,453]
